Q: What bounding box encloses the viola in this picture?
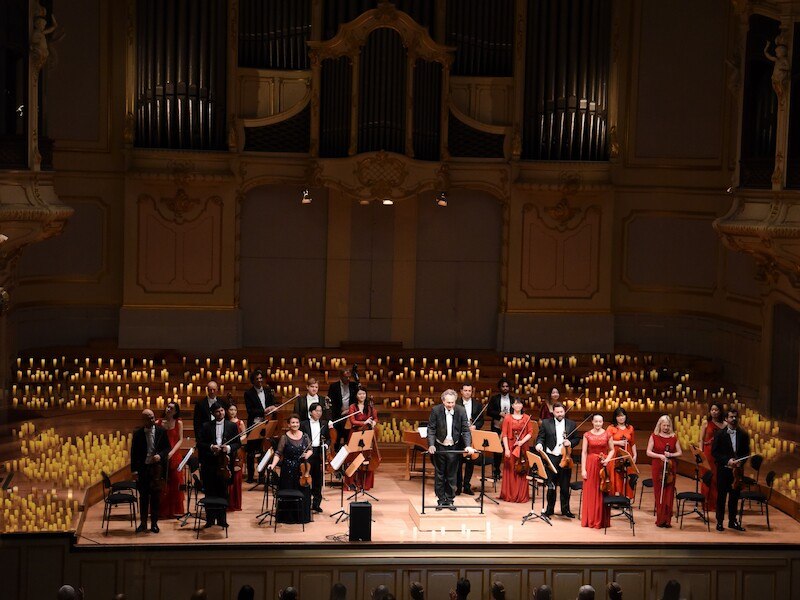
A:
[561,410,593,469]
[216,451,232,483]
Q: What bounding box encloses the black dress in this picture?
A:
[276,433,312,523]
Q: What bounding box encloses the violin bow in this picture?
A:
[221,396,295,446]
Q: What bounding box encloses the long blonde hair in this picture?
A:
[653,415,674,435]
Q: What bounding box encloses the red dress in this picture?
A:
[539,402,553,421]
[701,421,722,511]
[581,430,611,529]
[156,418,184,518]
[227,419,245,511]
[500,415,534,503]
[650,434,677,527]
[344,403,380,491]
[607,425,636,499]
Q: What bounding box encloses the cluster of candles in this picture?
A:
[376,417,419,443]
[6,426,130,488]
[0,487,79,533]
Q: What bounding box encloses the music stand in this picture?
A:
[255,449,276,525]
[615,447,639,497]
[471,430,502,506]
[248,420,279,490]
[679,444,712,524]
[331,453,365,523]
[177,445,196,527]
[346,430,378,502]
[522,451,552,526]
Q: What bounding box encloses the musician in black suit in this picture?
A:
[130,409,171,533]
[535,402,580,518]
[197,402,242,527]
[299,402,333,512]
[243,369,276,483]
[427,389,476,510]
[328,369,359,450]
[456,382,484,495]
[294,378,331,422]
[712,407,751,531]
[487,378,517,480]
[192,379,228,439]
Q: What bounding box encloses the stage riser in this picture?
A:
[2,535,798,600]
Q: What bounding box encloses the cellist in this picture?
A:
[646,415,682,528]
[535,401,581,518]
[299,402,332,513]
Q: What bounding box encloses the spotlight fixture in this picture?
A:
[435,191,448,207]
[359,198,371,206]
[301,188,312,204]
[381,198,394,206]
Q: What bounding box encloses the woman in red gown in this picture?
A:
[647,415,682,527]
[701,402,725,511]
[156,401,184,518]
[581,413,614,529]
[226,404,247,511]
[344,386,380,491]
[607,407,637,499]
[500,397,534,502]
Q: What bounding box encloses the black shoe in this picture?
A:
[135,524,148,533]
[729,521,745,532]
[312,506,323,513]
[562,511,576,519]
[716,523,724,531]
[436,503,444,511]
[543,510,554,518]
[455,489,462,496]
[203,522,215,529]
[150,524,160,533]
[463,487,474,496]
[448,503,457,511]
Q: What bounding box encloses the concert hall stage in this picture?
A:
[77,465,800,546]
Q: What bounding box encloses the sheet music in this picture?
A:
[418,427,427,439]
[330,446,350,471]
[177,447,194,472]
[257,448,274,473]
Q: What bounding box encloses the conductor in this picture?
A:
[427,389,476,511]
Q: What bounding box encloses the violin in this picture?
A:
[511,414,532,473]
[730,454,754,491]
[216,450,232,484]
[599,453,612,494]
[561,410,592,469]
[299,459,312,488]
[663,444,675,486]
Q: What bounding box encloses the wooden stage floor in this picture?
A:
[78,465,800,547]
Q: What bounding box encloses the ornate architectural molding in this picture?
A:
[714,193,800,287]
[307,2,455,65]
[138,189,222,226]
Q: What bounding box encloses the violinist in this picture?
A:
[243,369,277,484]
[328,369,358,450]
[711,408,751,531]
[607,407,637,500]
[499,397,534,503]
[456,382,484,495]
[344,386,380,491]
[539,387,560,421]
[131,409,170,533]
[192,379,228,440]
[155,401,184,519]
[580,413,614,529]
[198,402,241,528]
[646,415,682,527]
[295,378,330,422]
[535,401,580,518]
[701,402,725,512]
[268,414,312,524]
[225,404,247,512]
[299,402,332,513]
[487,378,517,480]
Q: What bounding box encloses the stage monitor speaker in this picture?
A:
[349,501,372,541]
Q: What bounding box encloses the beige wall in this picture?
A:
[11,0,788,402]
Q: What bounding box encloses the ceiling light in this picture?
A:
[382,198,394,206]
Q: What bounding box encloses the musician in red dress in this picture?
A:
[607,407,637,499]
[156,401,184,518]
[581,413,614,529]
[344,387,380,491]
[226,404,247,511]
[701,402,725,511]
[646,415,682,527]
[499,397,534,503]
[539,387,560,421]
